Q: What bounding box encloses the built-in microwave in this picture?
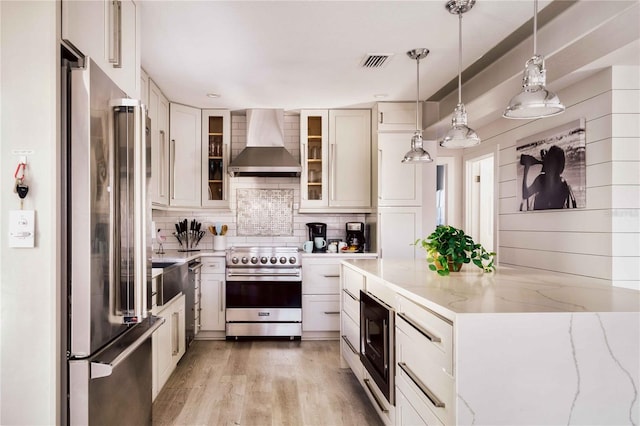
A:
[360,290,394,405]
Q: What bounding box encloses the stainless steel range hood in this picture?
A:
[228,109,301,177]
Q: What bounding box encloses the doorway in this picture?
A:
[465,154,494,252]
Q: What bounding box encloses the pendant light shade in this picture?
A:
[440,0,480,149]
[402,48,433,163]
[503,0,565,119]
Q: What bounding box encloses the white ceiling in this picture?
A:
[140,0,553,111]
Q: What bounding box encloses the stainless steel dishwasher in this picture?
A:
[186,259,203,347]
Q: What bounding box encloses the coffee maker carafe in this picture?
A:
[345,222,365,252]
[306,222,327,252]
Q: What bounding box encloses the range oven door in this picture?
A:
[360,290,394,404]
[225,269,302,337]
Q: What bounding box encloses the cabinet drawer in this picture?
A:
[340,314,362,380]
[396,295,453,366]
[201,258,225,274]
[396,382,444,426]
[302,295,340,331]
[302,260,340,294]
[396,326,454,425]
[342,287,360,324]
[341,265,364,300]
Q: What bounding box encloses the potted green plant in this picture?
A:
[414,225,496,276]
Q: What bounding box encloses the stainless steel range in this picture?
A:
[225,246,302,339]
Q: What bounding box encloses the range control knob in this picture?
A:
[231,257,239,264]
[241,257,248,264]
[289,257,297,264]
[279,256,287,264]
[251,256,258,264]
[270,256,277,264]
[260,256,268,264]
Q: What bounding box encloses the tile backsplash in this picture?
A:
[152,111,368,251]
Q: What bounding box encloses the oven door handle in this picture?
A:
[227,272,301,277]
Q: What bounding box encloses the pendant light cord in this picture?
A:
[533,0,538,55]
[416,57,420,132]
[458,11,462,105]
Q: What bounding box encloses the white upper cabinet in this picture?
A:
[149,80,169,206]
[329,109,371,209]
[300,109,371,212]
[375,102,421,132]
[169,103,201,207]
[61,0,140,98]
[201,110,231,208]
[300,110,329,209]
[377,133,422,206]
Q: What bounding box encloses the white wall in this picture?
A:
[0,1,60,424]
[463,66,639,290]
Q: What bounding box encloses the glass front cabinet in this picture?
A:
[300,110,329,209]
[201,110,230,207]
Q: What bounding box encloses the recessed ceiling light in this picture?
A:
[206,93,220,98]
[374,94,388,99]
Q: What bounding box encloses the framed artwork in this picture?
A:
[516,118,586,211]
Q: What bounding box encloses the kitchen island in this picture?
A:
[341,258,640,426]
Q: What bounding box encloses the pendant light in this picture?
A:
[402,48,433,163]
[440,0,480,149]
[503,0,565,119]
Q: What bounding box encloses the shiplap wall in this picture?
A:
[480,66,639,290]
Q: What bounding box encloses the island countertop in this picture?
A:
[341,258,640,425]
[343,258,640,320]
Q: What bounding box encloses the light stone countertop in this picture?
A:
[343,258,640,321]
[151,249,226,264]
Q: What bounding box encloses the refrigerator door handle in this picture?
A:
[90,316,164,379]
[110,98,149,323]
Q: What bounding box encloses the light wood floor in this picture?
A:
[152,339,384,426]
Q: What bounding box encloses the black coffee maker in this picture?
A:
[306,222,327,252]
[346,222,366,252]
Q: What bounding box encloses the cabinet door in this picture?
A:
[329,109,371,208]
[61,0,139,97]
[200,274,225,331]
[169,103,201,207]
[61,0,105,71]
[376,102,421,132]
[378,133,422,206]
[300,110,329,209]
[149,81,169,206]
[140,68,149,107]
[201,110,231,207]
[379,207,421,259]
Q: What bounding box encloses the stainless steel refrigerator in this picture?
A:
[62,54,162,425]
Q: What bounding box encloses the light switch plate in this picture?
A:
[9,210,35,248]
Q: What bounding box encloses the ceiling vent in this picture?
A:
[360,53,394,68]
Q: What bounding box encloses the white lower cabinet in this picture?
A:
[152,293,185,400]
[302,294,340,331]
[198,257,226,335]
[395,294,454,426]
[378,207,422,259]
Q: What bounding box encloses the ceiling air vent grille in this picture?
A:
[360,53,394,68]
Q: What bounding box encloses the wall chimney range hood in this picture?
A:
[228,109,302,177]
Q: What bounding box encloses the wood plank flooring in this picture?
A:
[152,339,384,426]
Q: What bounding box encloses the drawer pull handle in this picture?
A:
[363,378,389,413]
[343,289,358,301]
[323,274,340,278]
[397,312,441,343]
[341,335,358,355]
[398,362,445,408]
[324,311,340,315]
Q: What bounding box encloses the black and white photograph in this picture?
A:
[516,119,586,211]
